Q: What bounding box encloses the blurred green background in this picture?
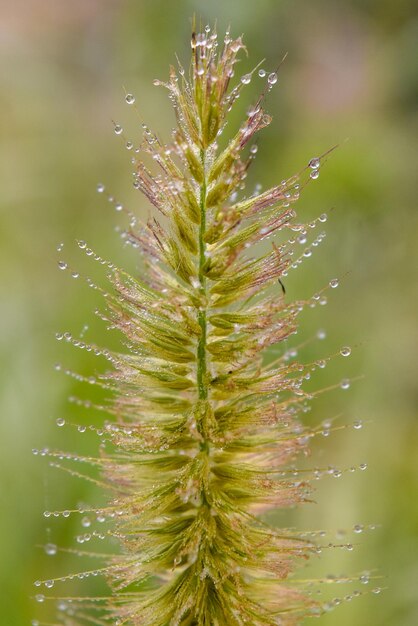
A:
[1,1,417,624]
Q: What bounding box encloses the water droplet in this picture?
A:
[114,125,123,135]
[44,542,57,556]
[267,72,278,85]
[340,346,351,357]
[258,69,266,77]
[329,278,339,288]
[346,543,353,551]
[353,420,363,430]
[45,579,54,588]
[58,261,67,271]
[81,516,91,528]
[359,572,370,584]
[56,242,64,252]
[63,510,70,518]
[333,469,342,478]
[319,213,327,222]
[241,73,251,85]
[359,462,368,471]
[372,587,382,594]
[43,511,51,518]
[317,329,326,340]
[250,144,258,154]
[340,378,350,390]
[310,169,320,180]
[78,425,86,433]
[125,93,135,104]
[35,594,45,603]
[71,271,79,279]
[34,580,41,587]
[32,621,40,626]
[353,524,364,534]
[97,183,105,193]
[309,157,320,169]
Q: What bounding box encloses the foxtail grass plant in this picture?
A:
[34,25,377,626]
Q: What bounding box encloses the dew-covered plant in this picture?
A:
[33,24,376,626]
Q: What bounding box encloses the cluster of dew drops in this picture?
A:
[33,37,380,619]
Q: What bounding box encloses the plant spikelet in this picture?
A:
[35,24,373,626]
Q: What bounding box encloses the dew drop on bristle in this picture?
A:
[241,74,251,85]
[56,418,65,427]
[340,346,352,357]
[353,420,363,430]
[125,93,135,104]
[35,594,45,603]
[97,183,105,193]
[44,543,57,556]
[310,169,320,180]
[56,242,64,252]
[258,69,266,77]
[58,261,67,271]
[340,378,350,390]
[267,72,278,85]
[329,278,339,288]
[114,124,123,135]
[309,157,320,169]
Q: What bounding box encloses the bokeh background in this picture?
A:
[1,1,417,624]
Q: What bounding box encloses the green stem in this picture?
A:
[197,149,209,452]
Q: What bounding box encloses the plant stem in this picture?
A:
[197,148,209,453]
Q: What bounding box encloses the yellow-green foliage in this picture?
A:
[34,25,369,626]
